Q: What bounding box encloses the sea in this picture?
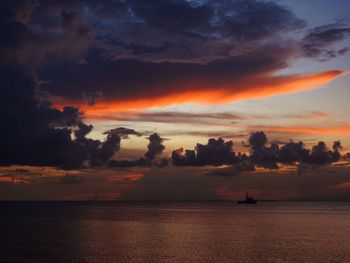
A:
[1,201,350,263]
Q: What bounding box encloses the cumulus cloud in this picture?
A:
[247,132,343,167]
[172,138,238,166]
[145,133,165,161]
[0,1,145,169]
[172,132,344,170]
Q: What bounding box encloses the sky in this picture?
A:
[0,0,350,201]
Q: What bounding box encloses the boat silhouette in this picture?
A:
[237,193,258,204]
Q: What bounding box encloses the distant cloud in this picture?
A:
[247,124,350,135]
[87,111,245,124]
[172,138,239,166]
[108,133,166,167]
[171,132,344,169]
[302,22,350,61]
[284,111,330,120]
[104,127,142,139]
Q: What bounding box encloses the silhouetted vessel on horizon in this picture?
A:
[237,193,258,204]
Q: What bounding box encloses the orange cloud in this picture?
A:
[53,70,343,116]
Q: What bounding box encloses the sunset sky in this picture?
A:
[1,0,350,201]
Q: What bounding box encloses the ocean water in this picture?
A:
[1,202,350,263]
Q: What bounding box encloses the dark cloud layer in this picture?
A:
[33,0,344,108]
[41,46,296,103]
[2,1,347,105]
[0,0,348,171]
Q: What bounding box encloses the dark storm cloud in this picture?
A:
[2,0,344,110]
[0,62,126,169]
[40,45,294,102]
[302,22,350,61]
[84,0,304,62]
[0,65,123,169]
[9,0,302,64]
[130,0,213,32]
[0,1,130,169]
[0,0,94,67]
[26,0,319,105]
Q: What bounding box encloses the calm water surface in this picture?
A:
[1,202,350,263]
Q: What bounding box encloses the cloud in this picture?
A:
[45,53,343,111]
[279,141,310,164]
[171,132,344,169]
[144,133,165,161]
[2,0,346,116]
[284,111,330,120]
[172,137,238,166]
[0,1,168,169]
[247,132,343,167]
[0,0,348,172]
[302,22,350,61]
[104,127,142,139]
[0,1,94,67]
[24,0,339,110]
[2,1,346,112]
[247,124,350,135]
[86,111,244,124]
[108,132,166,167]
[84,0,304,63]
[0,61,131,169]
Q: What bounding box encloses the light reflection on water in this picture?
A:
[1,202,350,262]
